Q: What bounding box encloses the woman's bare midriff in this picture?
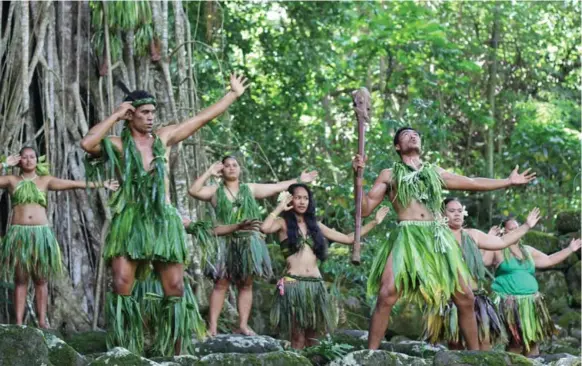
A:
[283,244,321,278]
[11,204,49,225]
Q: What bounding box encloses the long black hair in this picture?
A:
[443,197,460,210]
[281,183,328,261]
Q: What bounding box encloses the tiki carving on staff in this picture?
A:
[351,87,371,265]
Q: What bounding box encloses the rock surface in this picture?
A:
[193,334,283,356]
[433,350,535,365]
[535,271,570,315]
[330,350,428,366]
[0,325,52,366]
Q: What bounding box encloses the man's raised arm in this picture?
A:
[161,74,249,146]
[440,165,536,192]
[80,102,133,155]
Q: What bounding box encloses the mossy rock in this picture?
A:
[64,330,108,355]
[556,211,581,234]
[150,355,199,365]
[329,350,428,366]
[42,330,86,366]
[386,300,424,339]
[535,271,570,316]
[382,341,446,358]
[330,329,368,349]
[541,336,582,356]
[250,280,277,337]
[567,261,581,307]
[87,347,159,366]
[537,353,581,366]
[196,351,311,365]
[433,350,534,365]
[193,334,283,356]
[556,310,582,331]
[0,325,52,366]
[523,231,561,255]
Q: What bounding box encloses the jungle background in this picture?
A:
[0,0,580,358]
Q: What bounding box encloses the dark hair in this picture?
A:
[19,146,39,158]
[393,127,419,146]
[502,217,518,228]
[221,155,238,164]
[116,81,154,105]
[443,197,461,209]
[281,183,328,261]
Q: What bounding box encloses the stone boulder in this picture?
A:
[383,340,447,358]
[433,350,534,365]
[87,347,159,366]
[555,211,581,235]
[330,330,446,358]
[150,355,199,365]
[196,351,311,366]
[535,354,581,366]
[331,329,368,349]
[567,261,581,307]
[524,231,561,255]
[250,280,277,337]
[535,271,570,315]
[556,310,582,335]
[0,325,52,366]
[541,336,581,356]
[42,330,86,366]
[386,301,424,339]
[193,334,283,356]
[329,350,428,366]
[63,330,108,355]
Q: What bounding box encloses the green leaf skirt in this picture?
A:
[207,230,273,282]
[0,224,62,280]
[270,274,336,339]
[493,292,556,351]
[104,204,190,278]
[367,220,472,311]
[423,290,507,346]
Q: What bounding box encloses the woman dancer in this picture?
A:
[0,147,117,328]
[424,198,540,350]
[261,183,389,349]
[490,217,581,356]
[189,157,317,336]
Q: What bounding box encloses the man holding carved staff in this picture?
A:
[352,126,536,350]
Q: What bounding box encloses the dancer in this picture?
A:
[0,147,117,328]
[490,217,581,356]
[189,157,318,336]
[352,126,536,350]
[260,184,389,349]
[131,218,261,353]
[424,198,541,350]
[80,73,248,356]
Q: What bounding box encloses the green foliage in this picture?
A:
[301,335,354,364]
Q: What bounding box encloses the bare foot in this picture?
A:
[207,329,218,337]
[234,327,256,336]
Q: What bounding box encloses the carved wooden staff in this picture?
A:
[351,87,371,265]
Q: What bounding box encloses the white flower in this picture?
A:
[277,191,291,203]
[462,205,469,217]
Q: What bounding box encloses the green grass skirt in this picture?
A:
[270,275,335,339]
[132,272,206,356]
[423,290,507,346]
[104,204,189,279]
[367,220,471,311]
[207,231,273,282]
[0,224,62,280]
[493,292,556,351]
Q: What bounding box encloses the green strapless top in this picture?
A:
[12,179,47,208]
[491,247,538,295]
[280,236,314,258]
